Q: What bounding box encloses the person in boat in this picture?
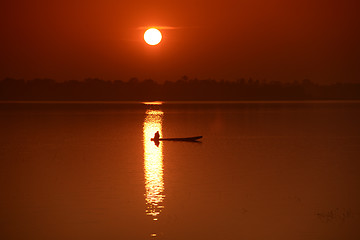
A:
[154,131,160,141]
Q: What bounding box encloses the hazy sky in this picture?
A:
[1,0,359,83]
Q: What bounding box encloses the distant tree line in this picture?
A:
[1,77,360,101]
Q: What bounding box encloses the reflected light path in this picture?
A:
[143,108,165,220]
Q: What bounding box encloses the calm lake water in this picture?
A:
[1,101,360,240]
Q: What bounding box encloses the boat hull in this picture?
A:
[151,136,202,142]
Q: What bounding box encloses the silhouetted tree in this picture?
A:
[1,77,359,101]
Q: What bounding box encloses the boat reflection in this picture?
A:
[143,108,165,221]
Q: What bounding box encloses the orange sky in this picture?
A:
[1,0,359,83]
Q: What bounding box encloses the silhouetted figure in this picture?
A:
[154,131,160,141]
[151,131,160,147]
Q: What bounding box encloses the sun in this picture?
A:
[144,28,162,46]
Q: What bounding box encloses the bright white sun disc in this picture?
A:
[144,28,162,45]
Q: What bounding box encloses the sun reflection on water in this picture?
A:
[143,108,165,220]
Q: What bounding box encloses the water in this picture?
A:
[1,101,360,240]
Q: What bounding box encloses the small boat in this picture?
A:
[154,136,203,142]
[151,131,202,142]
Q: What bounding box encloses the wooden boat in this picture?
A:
[152,136,203,142]
[151,131,202,142]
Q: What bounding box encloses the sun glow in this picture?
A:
[143,108,165,220]
[144,28,162,45]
